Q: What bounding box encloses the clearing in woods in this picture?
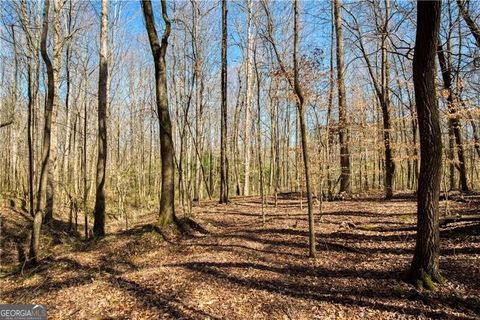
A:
[1,194,479,319]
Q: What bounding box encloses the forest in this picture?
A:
[0,0,479,318]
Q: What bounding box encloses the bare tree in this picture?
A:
[456,0,480,48]
[30,0,54,264]
[293,0,315,257]
[142,0,175,226]
[261,0,316,257]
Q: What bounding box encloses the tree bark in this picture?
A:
[243,0,253,197]
[142,0,175,226]
[293,0,315,258]
[380,0,395,199]
[44,0,62,223]
[408,0,443,290]
[30,0,54,264]
[219,0,229,204]
[333,0,351,194]
[253,47,265,224]
[93,0,109,236]
[27,64,35,221]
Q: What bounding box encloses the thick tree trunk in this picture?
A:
[142,0,175,226]
[44,0,62,224]
[408,0,443,290]
[93,0,109,237]
[333,0,351,194]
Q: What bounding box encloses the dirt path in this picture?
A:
[1,196,479,319]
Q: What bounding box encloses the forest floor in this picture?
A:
[1,193,480,319]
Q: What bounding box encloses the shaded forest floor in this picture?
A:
[1,194,480,319]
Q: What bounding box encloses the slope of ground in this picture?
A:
[1,195,479,319]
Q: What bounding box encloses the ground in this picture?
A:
[1,194,479,319]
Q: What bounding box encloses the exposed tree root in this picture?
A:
[405,268,445,291]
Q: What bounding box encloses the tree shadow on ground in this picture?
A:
[209,230,414,256]
[167,260,479,319]
[3,255,221,320]
[187,242,305,258]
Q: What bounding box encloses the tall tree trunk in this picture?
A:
[333,0,351,194]
[83,71,89,239]
[93,0,109,236]
[30,0,54,264]
[353,0,395,198]
[293,0,315,258]
[192,0,204,201]
[27,65,35,220]
[261,0,315,256]
[437,44,469,192]
[253,48,265,224]
[44,0,62,223]
[326,1,335,200]
[243,0,253,197]
[380,0,395,199]
[408,0,443,290]
[219,0,229,204]
[142,0,175,226]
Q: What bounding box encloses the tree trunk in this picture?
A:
[27,65,35,220]
[408,0,443,290]
[380,0,395,199]
[192,0,204,201]
[142,0,175,226]
[44,0,62,224]
[243,0,253,197]
[437,44,469,192]
[293,0,315,258]
[93,0,109,237]
[219,0,229,204]
[30,0,54,264]
[83,81,89,239]
[333,0,351,194]
[353,0,395,198]
[253,48,265,224]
